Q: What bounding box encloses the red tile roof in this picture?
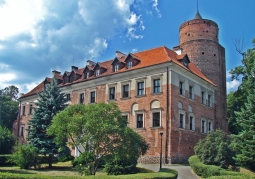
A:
[19,46,215,99]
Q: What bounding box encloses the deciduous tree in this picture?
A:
[47,103,149,175]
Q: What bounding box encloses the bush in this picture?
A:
[9,145,39,169]
[57,146,74,162]
[194,129,236,169]
[189,155,245,178]
[0,155,15,166]
[104,158,137,175]
[0,126,16,154]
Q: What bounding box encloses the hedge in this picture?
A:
[208,176,255,179]
[0,168,178,179]
[189,155,245,178]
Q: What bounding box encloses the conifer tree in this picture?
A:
[27,77,67,168]
[232,41,255,170]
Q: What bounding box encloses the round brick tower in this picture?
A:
[179,12,227,131]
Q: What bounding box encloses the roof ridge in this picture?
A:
[134,46,166,55]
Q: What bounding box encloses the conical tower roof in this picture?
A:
[194,11,202,19]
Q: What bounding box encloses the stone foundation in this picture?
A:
[138,155,189,164]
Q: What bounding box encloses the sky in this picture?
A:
[0,0,254,94]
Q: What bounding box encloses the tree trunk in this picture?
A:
[48,154,52,168]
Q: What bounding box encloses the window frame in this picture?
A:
[79,93,84,104]
[127,60,132,69]
[151,109,161,128]
[114,64,119,72]
[95,69,100,77]
[90,91,96,103]
[208,119,213,132]
[29,104,33,115]
[136,113,144,128]
[208,94,212,107]
[189,113,195,131]
[201,118,206,133]
[178,109,186,129]
[135,110,145,129]
[189,85,193,99]
[22,105,26,116]
[179,81,184,96]
[109,87,115,100]
[20,125,24,137]
[201,91,205,104]
[122,112,130,126]
[152,77,161,93]
[137,81,145,96]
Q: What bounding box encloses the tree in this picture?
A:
[0,85,19,101]
[47,103,149,175]
[228,38,255,134]
[231,39,255,170]
[0,126,16,154]
[27,77,68,168]
[0,86,19,130]
[194,130,236,169]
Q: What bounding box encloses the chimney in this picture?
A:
[116,51,126,59]
[173,46,183,55]
[87,60,96,67]
[71,66,78,71]
[52,70,61,77]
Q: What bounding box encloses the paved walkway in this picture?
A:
[137,164,198,179]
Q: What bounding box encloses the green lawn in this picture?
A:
[0,161,178,179]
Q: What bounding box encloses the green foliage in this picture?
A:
[194,129,236,169]
[48,102,149,175]
[72,152,94,167]
[9,145,39,169]
[27,77,68,167]
[0,126,16,154]
[104,127,149,175]
[57,146,73,162]
[230,39,255,170]
[189,155,244,178]
[0,89,19,130]
[0,155,15,166]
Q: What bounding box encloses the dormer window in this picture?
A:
[86,72,89,79]
[95,69,100,76]
[70,76,74,82]
[63,78,66,84]
[114,64,119,72]
[127,61,132,69]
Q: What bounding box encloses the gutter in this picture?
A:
[165,67,169,163]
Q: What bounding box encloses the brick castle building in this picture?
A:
[13,12,227,163]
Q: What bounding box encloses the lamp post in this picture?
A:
[159,131,163,169]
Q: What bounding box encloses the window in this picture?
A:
[20,126,24,136]
[79,93,84,104]
[90,91,96,103]
[136,114,143,128]
[153,79,160,93]
[109,87,115,100]
[152,112,160,127]
[63,78,66,84]
[27,126,31,136]
[86,72,89,79]
[122,115,128,126]
[114,64,119,72]
[208,94,212,107]
[66,94,71,101]
[29,104,33,115]
[127,61,132,69]
[189,86,193,99]
[201,119,206,133]
[189,116,194,130]
[95,69,100,76]
[22,105,25,115]
[70,76,74,82]
[201,91,205,104]
[137,82,144,96]
[123,85,129,98]
[208,120,212,132]
[179,82,184,95]
[179,114,184,128]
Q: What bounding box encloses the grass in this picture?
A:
[240,166,255,176]
[0,161,178,179]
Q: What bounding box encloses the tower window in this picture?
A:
[202,52,204,55]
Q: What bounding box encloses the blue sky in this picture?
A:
[0,0,254,94]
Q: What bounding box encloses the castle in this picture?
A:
[13,12,227,163]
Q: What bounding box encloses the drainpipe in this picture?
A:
[165,67,169,163]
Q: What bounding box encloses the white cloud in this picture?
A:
[25,82,39,92]
[0,63,9,70]
[227,79,241,92]
[152,0,161,18]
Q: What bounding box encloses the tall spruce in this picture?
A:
[232,39,255,170]
[27,77,67,168]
